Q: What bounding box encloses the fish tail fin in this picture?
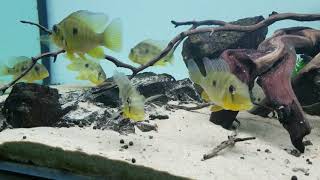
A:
[103,18,122,52]
[186,59,203,85]
[0,65,10,76]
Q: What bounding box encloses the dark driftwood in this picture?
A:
[20,13,320,87]
[212,27,320,152]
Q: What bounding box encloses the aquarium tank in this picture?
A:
[0,0,319,179]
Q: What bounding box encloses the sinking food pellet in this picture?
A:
[129,141,134,146]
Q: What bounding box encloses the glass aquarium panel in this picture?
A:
[46,0,320,85]
[0,0,41,84]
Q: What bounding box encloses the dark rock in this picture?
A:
[93,72,202,107]
[92,85,120,108]
[2,83,62,128]
[120,139,125,144]
[131,158,136,163]
[291,175,298,180]
[165,79,202,102]
[121,145,128,149]
[133,72,175,104]
[182,16,268,75]
[264,149,271,153]
[58,101,112,128]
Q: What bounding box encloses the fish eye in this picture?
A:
[53,25,58,33]
[34,66,40,71]
[212,80,216,87]
[73,27,78,35]
[85,63,89,68]
[229,85,236,94]
[145,49,149,53]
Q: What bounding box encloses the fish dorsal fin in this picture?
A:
[113,71,131,102]
[7,56,30,67]
[186,59,203,85]
[203,57,230,76]
[69,10,109,33]
[142,39,166,49]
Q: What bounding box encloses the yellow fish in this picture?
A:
[186,58,253,111]
[67,58,106,85]
[0,56,49,83]
[129,39,174,66]
[51,10,122,60]
[113,72,145,121]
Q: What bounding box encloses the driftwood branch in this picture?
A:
[0,50,65,94]
[202,135,256,160]
[104,55,138,72]
[167,102,215,111]
[21,13,320,82]
[20,20,52,35]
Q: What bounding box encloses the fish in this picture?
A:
[186,57,253,111]
[113,72,145,121]
[50,10,122,60]
[129,39,174,66]
[67,58,107,85]
[0,56,49,83]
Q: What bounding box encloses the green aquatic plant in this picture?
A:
[292,55,308,77]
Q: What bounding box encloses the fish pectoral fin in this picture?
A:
[201,91,210,102]
[210,105,224,112]
[87,47,105,59]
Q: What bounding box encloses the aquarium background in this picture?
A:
[1,0,320,85]
[0,0,41,83]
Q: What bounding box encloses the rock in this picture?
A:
[93,72,202,107]
[2,83,62,128]
[57,102,112,128]
[133,72,175,104]
[182,16,268,75]
[166,79,202,102]
[149,114,169,120]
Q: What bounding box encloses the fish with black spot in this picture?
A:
[43,10,122,60]
[0,56,49,82]
[186,57,253,112]
[67,58,106,85]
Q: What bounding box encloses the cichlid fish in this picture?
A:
[50,10,122,60]
[129,39,174,66]
[113,72,145,121]
[0,56,49,83]
[186,58,253,111]
[67,58,107,85]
